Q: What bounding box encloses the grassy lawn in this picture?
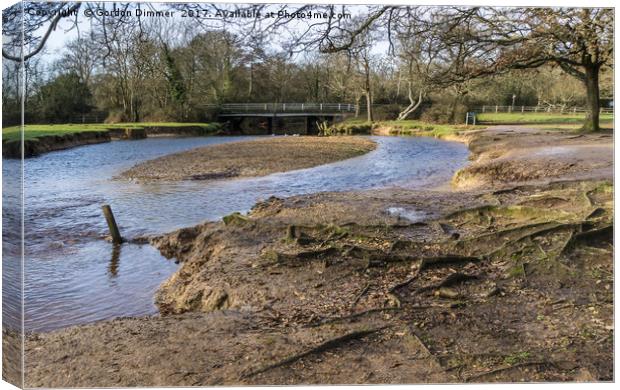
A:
[477,112,614,125]
[375,120,483,137]
[334,118,484,137]
[2,123,220,142]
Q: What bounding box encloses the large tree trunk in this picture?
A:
[582,65,600,132]
[248,63,253,98]
[363,59,373,122]
[365,91,373,122]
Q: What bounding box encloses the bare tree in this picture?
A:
[2,2,82,62]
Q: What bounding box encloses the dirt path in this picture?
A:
[20,126,613,386]
[119,136,376,182]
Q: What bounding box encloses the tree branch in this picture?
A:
[2,3,82,62]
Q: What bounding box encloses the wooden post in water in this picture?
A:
[102,204,123,244]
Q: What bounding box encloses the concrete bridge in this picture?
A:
[210,103,357,134]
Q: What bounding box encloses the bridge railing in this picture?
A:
[211,103,357,114]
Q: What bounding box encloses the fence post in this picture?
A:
[495,105,498,113]
[521,106,524,113]
[101,205,123,244]
[283,103,286,111]
[465,113,469,125]
[320,103,323,111]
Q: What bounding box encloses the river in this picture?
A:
[2,135,468,332]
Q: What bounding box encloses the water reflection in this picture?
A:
[2,135,469,332]
[108,244,121,278]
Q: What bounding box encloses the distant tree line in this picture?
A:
[2,3,613,130]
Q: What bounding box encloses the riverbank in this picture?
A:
[120,136,376,182]
[20,126,613,386]
[1,123,222,158]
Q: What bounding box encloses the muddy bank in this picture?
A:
[2,329,22,386]
[373,125,613,191]
[2,124,225,159]
[25,179,613,386]
[23,126,613,386]
[451,126,613,189]
[2,131,111,158]
[119,136,376,182]
[107,125,224,139]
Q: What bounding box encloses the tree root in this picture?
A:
[389,255,480,293]
[420,255,481,269]
[483,222,579,259]
[307,307,401,327]
[342,244,386,260]
[416,272,478,294]
[350,283,370,309]
[274,246,340,266]
[457,221,560,249]
[241,326,389,379]
[572,224,612,244]
[389,273,421,294]
[557,223,612,258]
[585,207,606,220]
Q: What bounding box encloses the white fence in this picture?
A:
[476,105,613,114]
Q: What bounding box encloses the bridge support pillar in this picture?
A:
[267,117,273,133]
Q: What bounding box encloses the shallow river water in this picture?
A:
[2,135,468,331]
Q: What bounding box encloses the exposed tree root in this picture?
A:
[416,272,478,294]
[307,307,401,328]
[389,255,480,293]
[557,223,612,257]
[241,326,389,379]
[420,255,481,269]
[350,283,371,309]
[572,224,612,244]
[458,221,560,247]
[482,222,580,259]
[585,207,606,220]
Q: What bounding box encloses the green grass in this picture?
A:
[477,112,614,125]
[503,351,531,365]
[376,120,484,137]
[2,122,220,142]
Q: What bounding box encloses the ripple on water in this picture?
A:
[2,135,469,331]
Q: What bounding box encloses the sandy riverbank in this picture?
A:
[19,126,613,386]
[119,136,377,182]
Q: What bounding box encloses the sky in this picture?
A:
[25,1,377,64]
[15,0,616,66]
